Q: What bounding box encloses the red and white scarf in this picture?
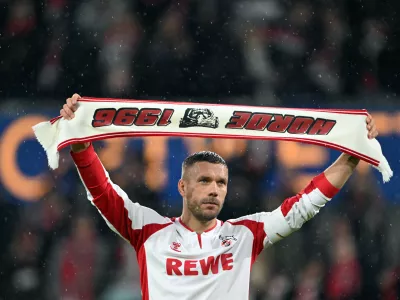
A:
[32,97,393,182]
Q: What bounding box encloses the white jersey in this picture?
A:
[71,144,339,300]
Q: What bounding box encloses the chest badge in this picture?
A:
[219,235,237,247]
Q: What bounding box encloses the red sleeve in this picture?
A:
[312,172,340,198]
[71,144,171,250]
[232,173,341,253]
[71,144,135,242]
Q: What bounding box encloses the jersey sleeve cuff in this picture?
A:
[313,173,340,199]
[70,143,97,167]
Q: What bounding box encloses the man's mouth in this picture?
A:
[202,202,218,206]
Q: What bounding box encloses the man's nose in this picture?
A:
[208,182,218,197]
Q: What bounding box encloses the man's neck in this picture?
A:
[180,214,217,234]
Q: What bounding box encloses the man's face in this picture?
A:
[179,162,228,222]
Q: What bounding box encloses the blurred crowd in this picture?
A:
[1,0,400,299]
[1,0,400,105]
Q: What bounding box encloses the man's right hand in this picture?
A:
[61,93,80,120]
[61,93,90,152]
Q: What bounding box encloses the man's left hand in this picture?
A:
[366,114,378,139]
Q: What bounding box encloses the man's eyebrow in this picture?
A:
[217,177,227,183]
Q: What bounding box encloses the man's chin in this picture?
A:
[198,209,220,222]
[189,204,222,222]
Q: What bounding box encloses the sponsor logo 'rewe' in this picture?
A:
[166,253,234,276]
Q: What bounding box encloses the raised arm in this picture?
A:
[230,114,378,255]
[324,113,377,188]
[273,115,378,242]
[61,94,172,251]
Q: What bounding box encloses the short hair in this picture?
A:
[182,151,227,177]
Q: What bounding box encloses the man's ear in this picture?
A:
[178,179,185,197]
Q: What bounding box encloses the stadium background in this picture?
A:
[0,0,399,299]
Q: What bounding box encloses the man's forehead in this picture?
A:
[186,162,228,177]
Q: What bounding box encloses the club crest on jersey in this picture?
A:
[170,242,182,252]
[219,235,237,247]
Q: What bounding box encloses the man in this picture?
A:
[61,93,378,299]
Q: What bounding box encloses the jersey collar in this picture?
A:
[177,217,221,234]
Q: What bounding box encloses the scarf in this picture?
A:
[32,97,393,182]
